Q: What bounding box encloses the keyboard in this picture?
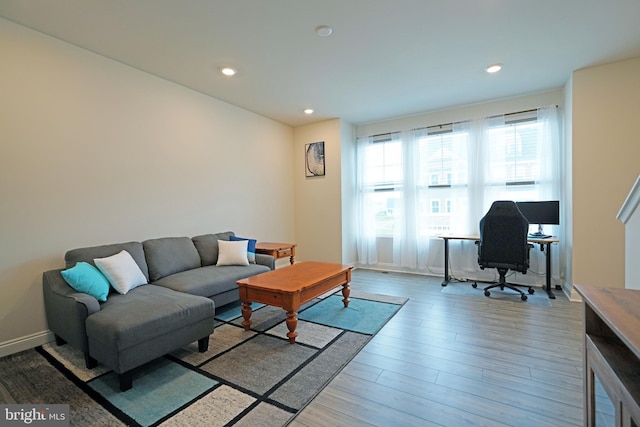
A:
[529,233,552,239]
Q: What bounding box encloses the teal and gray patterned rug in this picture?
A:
[1,289,406,426]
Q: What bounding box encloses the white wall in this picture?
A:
[572,56,640,290]
[0,18,295,354]
[340,120,358,265]
[563,75,575,298]
[617,176,640,290]
[626,207,640,290]
[293,119,345,264]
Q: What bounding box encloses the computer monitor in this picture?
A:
[515,200,560,238]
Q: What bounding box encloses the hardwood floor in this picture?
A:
[290,268,584,427]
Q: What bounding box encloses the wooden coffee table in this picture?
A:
[236,261,353,344]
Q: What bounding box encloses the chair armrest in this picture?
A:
[255,254,275,270]
[42,269,101,352]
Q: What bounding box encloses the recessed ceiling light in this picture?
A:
[486,63,502,74]
[315,25,333,37]
[304,108,314,115]
[219,66,237,76]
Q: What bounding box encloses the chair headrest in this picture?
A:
[486,200,522,217]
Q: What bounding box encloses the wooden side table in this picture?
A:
[255,242,296,265]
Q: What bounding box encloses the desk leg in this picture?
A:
[441,238,449,286]
[544,243,556,299]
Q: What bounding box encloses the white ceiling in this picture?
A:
[2,1,640,127]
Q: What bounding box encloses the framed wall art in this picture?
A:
[305,141,325,177]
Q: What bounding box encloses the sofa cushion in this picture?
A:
[153,264,270,297]
[143,237,201,282]
[85,284,214,351]
[65,241,149,281]
[192,231,235,266]
[94,250,148,294]
[216,240,250,266]
[229,235,257,263]
[61,262,111,302]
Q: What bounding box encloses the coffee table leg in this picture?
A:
[286,310,298,344]
[342,283,350,307]
[241,301,252,331]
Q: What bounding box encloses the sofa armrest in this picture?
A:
[255,254,275,270]
[42,269,101,353]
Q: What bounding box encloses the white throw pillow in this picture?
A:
[94,250,147,294]
[216,240,249,266]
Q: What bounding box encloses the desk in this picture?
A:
[439,234,560,299]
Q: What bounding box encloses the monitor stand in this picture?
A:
[528,224,552,239]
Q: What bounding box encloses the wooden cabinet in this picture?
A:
[575,285,640,427]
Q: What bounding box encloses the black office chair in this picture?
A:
[472,201,534,301]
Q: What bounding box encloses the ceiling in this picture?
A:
[2,1,640,127]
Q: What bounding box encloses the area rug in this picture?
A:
[13,289,406,427]
[441,281,552,307]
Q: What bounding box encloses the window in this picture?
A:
[485,112,545,202]
[415,124,470,236]
[359,133,402,236]
[355,104,560,271]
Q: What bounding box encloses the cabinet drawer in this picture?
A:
[276,249,292,258]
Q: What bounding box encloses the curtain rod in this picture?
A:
[368,130,400,139]
[412,104,559,132]
[367,105,559,136]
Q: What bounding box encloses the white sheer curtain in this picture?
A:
[437,120,483,275]
[383,123,478,271]
[395,130,416,269]
[537,105,562,202]
[479,114,507,209]
[355,132,403,266]
[355,134,379,266]
[354,105,562,283]
[534,105,563,284]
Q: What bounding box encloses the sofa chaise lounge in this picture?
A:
[42,231,274,390]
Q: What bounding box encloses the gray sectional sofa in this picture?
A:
[42,231,274,390]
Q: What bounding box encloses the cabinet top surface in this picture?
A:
[255,242,296,250]
[575,284,640,359]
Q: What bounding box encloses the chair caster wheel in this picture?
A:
[484,290,490,297]
[521,294,528,301]
[528,288,535,294]
[472,283,477,288]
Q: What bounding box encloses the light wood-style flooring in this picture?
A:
[290,268,584,427]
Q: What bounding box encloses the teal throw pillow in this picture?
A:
[230,235,257,263]
[61,262,110,302]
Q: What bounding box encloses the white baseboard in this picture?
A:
[568,284,584,303]
[0,330,54,358]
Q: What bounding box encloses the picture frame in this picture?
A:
[305,141,325,177]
